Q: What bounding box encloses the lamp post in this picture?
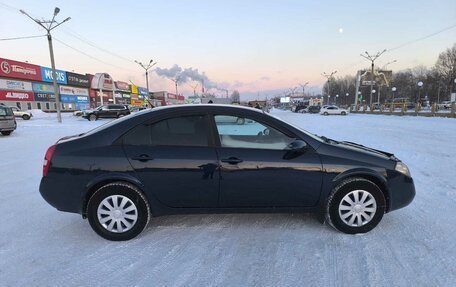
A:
[20,7,71,123]
[345,93,349,106]
[135,59,157,96]
[417,81,423,103]
[335,94,339,105]
[322,71,337,107]
[372,89,376,110]
[299,82,309,97]
[328,95,331,105]
[392,87,397,101]
[360,50,387,108]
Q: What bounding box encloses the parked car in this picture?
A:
[82,104,130,121]
[40,104,415,240]
[437,101,454,110]
[9,106,32,120]
[0,106,17,136]
[306,105,322,113]
[73,110,83,117]
[320,106,349,115]
[292,103,307,113]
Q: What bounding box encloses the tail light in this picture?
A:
[43,145,57,177]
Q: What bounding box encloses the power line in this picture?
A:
[0,35,45,41]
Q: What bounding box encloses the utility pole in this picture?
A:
[171,76,180,95]
[322,71,337,105]
[20,8,71,123]
[360,50,386,107]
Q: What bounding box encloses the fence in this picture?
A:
[350,103,456,118]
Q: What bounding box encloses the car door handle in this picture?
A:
[221,157,243,164]
[131,154,154,162]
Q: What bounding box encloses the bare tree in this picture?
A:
[230,90,240,103]
[435,44,456,99]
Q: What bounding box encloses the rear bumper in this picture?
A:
[39,176,82,214]
[386,173,416,212]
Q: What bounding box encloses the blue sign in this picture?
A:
[76,102,90,110]
[40,67,67,84]
[138,87,149,96]
[32,82,54,93]
[60,94,89,103]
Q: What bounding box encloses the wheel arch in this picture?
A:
[332,169,390,212]
[82,174,148,218]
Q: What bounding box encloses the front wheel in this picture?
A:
[341,111,347,115]
[326,177,385,234]
[87,182,151,241]
[88,114,97,121]
[324,112,329,116]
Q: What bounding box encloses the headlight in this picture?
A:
[395,162,411,177]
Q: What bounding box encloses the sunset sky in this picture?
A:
[1,0,455,100]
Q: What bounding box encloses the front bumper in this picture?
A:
[386,173,416,212]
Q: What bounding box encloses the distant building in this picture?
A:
[150,91,185,106]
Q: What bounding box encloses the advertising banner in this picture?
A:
[32,82,55,93]
[131,85,138,94]
[0,58,42,81]
[0,90,34,101]
[91,73,113,90]
[76,102,90,110]
[115,81,130,91]
[60,94,89,103]
[59,85,89,96]
[138,87,149,96]
[34,92,56,102]
[360,70,393,87]
[66,72,89,87]
[0,79,33,91]
[121,93,131,98]
[41,67,67,84]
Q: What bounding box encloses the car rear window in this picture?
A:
[0,107,13,116]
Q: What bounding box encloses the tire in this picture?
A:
[324,112,329,116]
[325,177,385,234]
[22,114,31,120]
[1,131,12,136]
[118,113,125,118]
[87,182,151,241]
[341,111,346,115]
[236,117,245,125]
[88,114,97,121]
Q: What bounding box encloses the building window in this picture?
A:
[16,102,21,109]
[46,103,50,110]
[54,103,57,110]
[37,103,42,110]
[27,103,32,110]
[61,103,65,110]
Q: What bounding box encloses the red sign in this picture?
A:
[0,90,34,101]
[0,58,42,81]
[115,81,130,91]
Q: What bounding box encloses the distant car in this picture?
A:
[438,101,453,109]
[320,106,349,116]
[0,106,17,136]
[9,107,32,120]
[73,110,83,117]
[306,106,322,113]
[293,103,307,113]
[82,104,130,121]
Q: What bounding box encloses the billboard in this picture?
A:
[91,73,113,90]
[0,90,34,101]
[0,79,33,91]
[60,94,89,103]
[130,84,138,94]
[59,85,89,96]
[360,70,393,87]
[138,87,149,96]
[66,72,89,87]
[0,58,42,81]
[115,81,130,91]
[41,67,67,84]
[280,96,291,103]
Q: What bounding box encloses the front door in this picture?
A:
[122,114,219,208]
[213,114,322,207]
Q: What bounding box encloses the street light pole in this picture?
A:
[20,8,70,123]
[322,71,337,106]
[135,59,157,102]
[299,82,309,97]
[360,50,386,108]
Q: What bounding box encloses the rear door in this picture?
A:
[122,114,220,208]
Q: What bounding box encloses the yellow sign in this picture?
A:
[131,84,138,94]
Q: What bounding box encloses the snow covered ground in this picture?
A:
[1,111,455,286]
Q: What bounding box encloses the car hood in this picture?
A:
[336,141,399,161]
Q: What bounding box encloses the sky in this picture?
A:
[1,0,455,100]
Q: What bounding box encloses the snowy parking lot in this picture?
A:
[1,110,455,286]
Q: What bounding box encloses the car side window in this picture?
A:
[214,115,295,150]
[123,115,210,147]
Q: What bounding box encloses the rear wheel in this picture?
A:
[1,131,12,136]
[341,111,347,115]
[22,114,31,120]
[326,177,385,234]
[324,112,329,116]
[89,114,97,121]
[87,182,151,241]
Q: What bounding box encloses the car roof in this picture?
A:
[150,104,265,114]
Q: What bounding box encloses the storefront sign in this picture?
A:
[34,92,56,102]
[41,67,67,84]
[66,72,89,87]
[130,85,138,94]
[59,85,89,96]
[0,58,42,81]
[32,82,55,93]
[91,73,113,90]
[60,94,89,103]
[0,79,33,91]
[115,81,130,91]
[121,93,131,98]
[0,90,34,101]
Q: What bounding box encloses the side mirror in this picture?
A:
[283,140,308,159]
